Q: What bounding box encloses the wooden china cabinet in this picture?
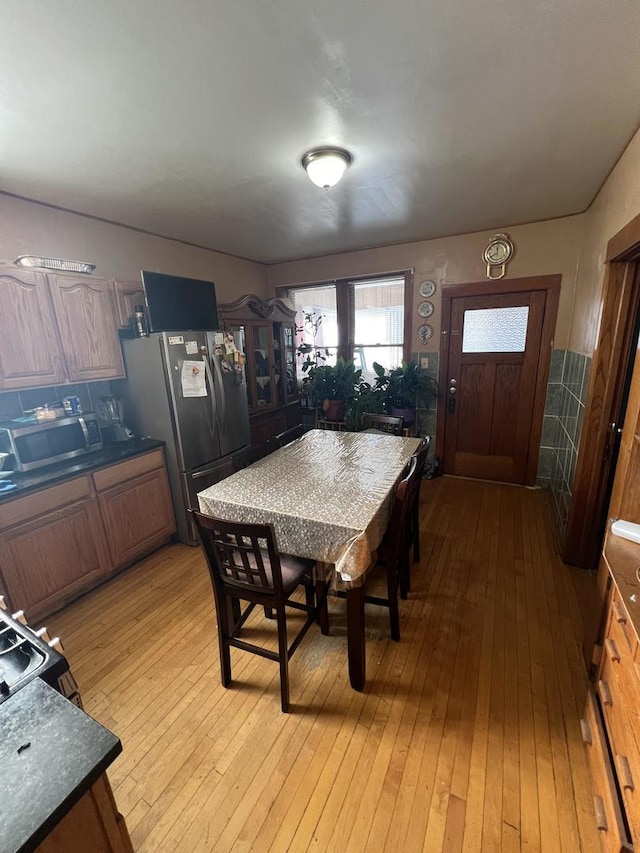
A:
[219,295,301,445]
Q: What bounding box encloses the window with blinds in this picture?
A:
[351,276,405,382]
[287,273,407,384]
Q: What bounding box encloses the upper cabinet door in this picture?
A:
[0,268,67,389]
[114,279,145,329]
[48,275,125,382]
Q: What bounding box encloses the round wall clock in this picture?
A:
[417,300,434,318]
[417,323,434,344]
[483,233,514,280]
[418,280,436,298]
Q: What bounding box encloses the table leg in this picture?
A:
[346,585,366,690]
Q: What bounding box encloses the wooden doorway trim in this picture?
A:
[562,211,640,567]
[436,274,561,485]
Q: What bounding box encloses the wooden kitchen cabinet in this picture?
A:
[48,274,125,382]
[0,449,176,621]
[0,477,110,621]
[36,772,133,853]
[94,449,175,570]
[0,268,68,390]
[0,265,125,390]
[114,279,145,329]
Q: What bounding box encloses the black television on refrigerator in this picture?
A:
[141,270,219,332]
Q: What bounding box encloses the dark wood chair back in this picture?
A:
[275,424,309,447]
[233,440,276,470]
[362,413,405,435]
[402,436,431,596]
[190,510,324,712]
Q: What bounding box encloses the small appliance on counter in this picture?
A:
[95,396,133,444]
[0,412,103,472]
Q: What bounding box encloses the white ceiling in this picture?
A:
[2,1,640,264]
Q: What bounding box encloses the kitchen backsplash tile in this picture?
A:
[0,381,113,421]
[0,392,22,422]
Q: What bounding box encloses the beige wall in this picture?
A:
[569,126,640,355]
[267,216,585,353]
[0,194,267,302]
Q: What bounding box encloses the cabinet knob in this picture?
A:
[597,679,613,707]
[618,755,635,791]
[580,718,592,745]
[604,637,621,663]
[593,796,608,832]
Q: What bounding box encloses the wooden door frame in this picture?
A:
[436,275,561,486]
[562,211,640,567]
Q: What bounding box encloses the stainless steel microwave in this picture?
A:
[0,413,103,472]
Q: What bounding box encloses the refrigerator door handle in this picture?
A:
[202,355,218,438]
[211,352,227,429]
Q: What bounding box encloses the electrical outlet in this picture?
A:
[420,357,429,370]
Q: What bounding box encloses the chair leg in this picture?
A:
[412,504,420,564]
[276,605,290,712]
[385,563,400,642]
[399,554,410,600]
[264,607,275,619]
[218,595,233,687]
[315,580,330,635]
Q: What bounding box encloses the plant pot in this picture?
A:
[390,406,415,427]
[324,399,345,422]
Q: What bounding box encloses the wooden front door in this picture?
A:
[441,284,555,484]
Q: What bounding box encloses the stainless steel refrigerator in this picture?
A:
[120,331,250,544]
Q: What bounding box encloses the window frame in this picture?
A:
[277,270,413,367]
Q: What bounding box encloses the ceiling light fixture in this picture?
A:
[14,255,96,274]
[301,147,352,190]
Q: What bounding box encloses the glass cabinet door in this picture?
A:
[282,323,297,403]
[250,324,275,410]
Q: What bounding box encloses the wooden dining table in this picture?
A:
[197,428,421,689]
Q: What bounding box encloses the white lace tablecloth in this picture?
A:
[197,429,421,589]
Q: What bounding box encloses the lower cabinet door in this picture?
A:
[0,499,110,621]
[97,468,176,570]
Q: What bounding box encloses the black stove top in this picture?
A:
[0,610,68,703]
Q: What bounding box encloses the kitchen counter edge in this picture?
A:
[0,438,166,503]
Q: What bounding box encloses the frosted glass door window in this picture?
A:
[462,306,529,353]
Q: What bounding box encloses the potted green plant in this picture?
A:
[306,357,362,421]
[344,380,386,431]
[296,311,329,409]
[373,360,438,427]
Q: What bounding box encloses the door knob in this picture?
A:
[449,386,457,395]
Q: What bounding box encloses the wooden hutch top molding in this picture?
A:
[219,294,296,322]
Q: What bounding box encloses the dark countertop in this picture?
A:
[0,437,165,503]
[0,678,122,853]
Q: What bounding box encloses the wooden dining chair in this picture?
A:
[373,456,415,639]
[233,439,277,470]
[361,413,405,435]
[318,457,414,643]
[406,436,431,587]
[275,424,309,447]
[190,511,327,712]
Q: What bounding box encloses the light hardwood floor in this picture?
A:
[49,476,600,852]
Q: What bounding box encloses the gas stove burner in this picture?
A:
[0,609,71,704]
[0,620,46,695]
